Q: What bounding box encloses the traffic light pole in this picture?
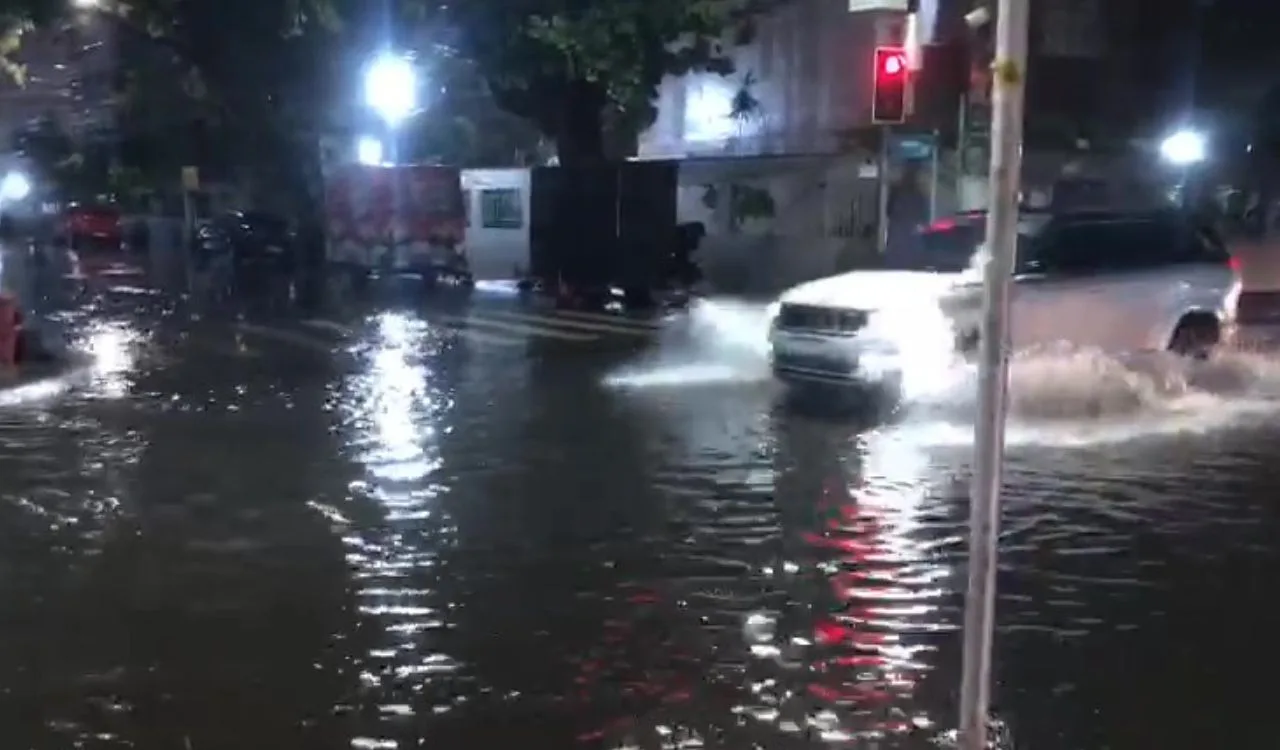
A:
[876,126,891,254]
[957,0,1029,748]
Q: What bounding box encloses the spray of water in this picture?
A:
[601,298,775,388]
[604,297,1280,446]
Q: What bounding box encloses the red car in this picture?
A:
[62,205,145,281]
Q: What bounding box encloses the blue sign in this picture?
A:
[891,134,936,161]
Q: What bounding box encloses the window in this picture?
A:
[479,188,522,229]
[900,217,1034,273]
[1026,215,1222,276]
[1027,220,1133,275]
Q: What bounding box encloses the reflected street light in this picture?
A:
[363,53,417,127]
[1160,129,1206,165]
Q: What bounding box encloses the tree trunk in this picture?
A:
[553,80,608,167]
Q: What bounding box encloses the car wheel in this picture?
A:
[1168,314,1220,359]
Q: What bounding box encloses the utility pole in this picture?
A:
[957,0,1029,748]
[877,128,891,253]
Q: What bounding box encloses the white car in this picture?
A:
[768,209,1241,386]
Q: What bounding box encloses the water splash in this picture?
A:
[904,345,1280,446]
[602,298,775,388]
[605,296,1280,446]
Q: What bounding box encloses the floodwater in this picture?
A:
[2,286,1280,749]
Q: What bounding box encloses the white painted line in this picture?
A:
[550,309,666,328]
[433,314,594,341]
[481,309,657,336]
[236,323,334,352]
[302,319,355,336]
[442,327,527,346]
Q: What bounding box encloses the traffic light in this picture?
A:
[872,46,908,124]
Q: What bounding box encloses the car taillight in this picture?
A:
[1228,255,1241,273]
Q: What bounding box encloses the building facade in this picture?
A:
[639,0,1115,159]
[639,0,901,158]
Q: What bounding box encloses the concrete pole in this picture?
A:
[957,0,1029,746]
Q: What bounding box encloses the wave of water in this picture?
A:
[606,297,1280,446]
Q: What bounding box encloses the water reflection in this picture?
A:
[797,430,951,740]
[602,385,955,747]
[336,311,459,747]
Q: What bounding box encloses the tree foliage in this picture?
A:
[424,0,771,164]
[93,0,358,212]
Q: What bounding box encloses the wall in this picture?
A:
[674,153,903,295]
[639,0,896,159]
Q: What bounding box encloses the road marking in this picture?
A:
[445,327,526,346]
[480,309,658,337]
[549,308,668,328]
[302,319,354,336]
[236,323,335,352]
[432,314,594,341]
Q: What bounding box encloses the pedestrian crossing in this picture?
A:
[236,305,673,352]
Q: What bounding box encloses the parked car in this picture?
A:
[768,208,1242,387]
[197,210,295,272]
[61,203,147,281]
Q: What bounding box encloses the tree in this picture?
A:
[96,0,360,214]
[425,0,771,165]
[11,116,120,201]
[398,46,547,167]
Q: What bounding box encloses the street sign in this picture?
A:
[181,166,199,191]
[891,133,936,161]
[848,0,907,11]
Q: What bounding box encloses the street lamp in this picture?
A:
[355,135,383,166]
[363,53,417,127]
[0,172,31,201]
[1159,129,1206,165]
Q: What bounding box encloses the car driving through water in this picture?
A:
[768,208,1242,388]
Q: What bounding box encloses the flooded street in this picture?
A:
[3,286,1280,749]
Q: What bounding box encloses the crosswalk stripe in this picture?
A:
[480,309,657,336]
[236,323,334,352]
[302,319,355,336]
[431,314,594,341]
[443,327,526,346]
[548,308,668,328]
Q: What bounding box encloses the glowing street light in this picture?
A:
[355,135,383,165]
[1160,129,1206,165]
[363,53,417,127]
[0,172,31,201]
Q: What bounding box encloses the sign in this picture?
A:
[181,166,199,191]
[891,133,936,161]
[848,0,907,11]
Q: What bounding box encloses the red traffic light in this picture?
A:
[872,46,908,124]
[881,52,905,77]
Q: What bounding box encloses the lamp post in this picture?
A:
[1160,129,1206,206]
[363,52,418,140]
